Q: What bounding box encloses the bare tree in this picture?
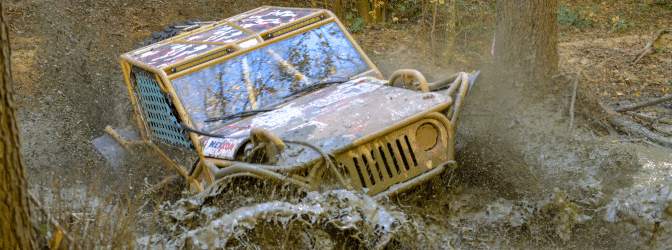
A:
[0,1,36,248]
[493,0,558,88]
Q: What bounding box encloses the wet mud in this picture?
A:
[141,187,411,249]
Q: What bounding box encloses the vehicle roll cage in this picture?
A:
[114,6,471,197]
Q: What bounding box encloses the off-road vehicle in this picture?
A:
[110,6,476,198]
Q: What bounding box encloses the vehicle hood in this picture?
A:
[199,77,450,160]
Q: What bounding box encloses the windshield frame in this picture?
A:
[168,19,382,133]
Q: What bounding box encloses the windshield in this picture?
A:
[172,22,371,131]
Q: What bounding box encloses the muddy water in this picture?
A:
[602,144,672,248]
[133,141,670,249]
[629,144,672,189]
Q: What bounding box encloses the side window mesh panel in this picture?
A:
[131,67,193,150]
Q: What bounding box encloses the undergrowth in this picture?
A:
[558,2,591,28]
[345,12,367,33]
[31,167,179,249]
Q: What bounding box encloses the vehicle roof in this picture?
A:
[122,6,334,73]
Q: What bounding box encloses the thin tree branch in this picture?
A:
[632,28,672,65]
[625,111,672,125]
[614,94,672,112]
[28,191,76,246]
[600,102,672,148]
[569,69,581,132]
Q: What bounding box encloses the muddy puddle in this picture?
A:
[126,139,670,249]
[602,144,672,248]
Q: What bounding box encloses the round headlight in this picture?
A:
[416,123,438,151]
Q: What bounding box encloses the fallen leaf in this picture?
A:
[49,228,63,249]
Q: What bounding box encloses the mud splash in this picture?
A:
[139,187,413,249]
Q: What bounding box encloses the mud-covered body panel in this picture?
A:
[200,78,449,160]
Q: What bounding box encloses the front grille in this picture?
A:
[336,119,448,195]
[131,67,194,150]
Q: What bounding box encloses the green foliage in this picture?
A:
[39,224,49,233]
[388,0,424,23]
[391,1,407,11]
[557,2,591,28]
[345,13,367,33]
[607,15,627,33]
[654,0,672,9]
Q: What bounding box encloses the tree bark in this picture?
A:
[332,0,342,20]
[493,0,558,89]
[443,0,456,63]
[0,1,35,249]
[357,0,373,24]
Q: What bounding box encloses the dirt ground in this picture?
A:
[5,0,672,248]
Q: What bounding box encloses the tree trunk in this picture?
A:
[357,0,373,24]
[443,0,456,63]
[0,1,35,249]
[332,0,342,20]
[382,0,388,23]
[373,0,384,23]
[455,0,560,200]
[493,0,558,89]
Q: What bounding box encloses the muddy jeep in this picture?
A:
[115,6,476,198]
